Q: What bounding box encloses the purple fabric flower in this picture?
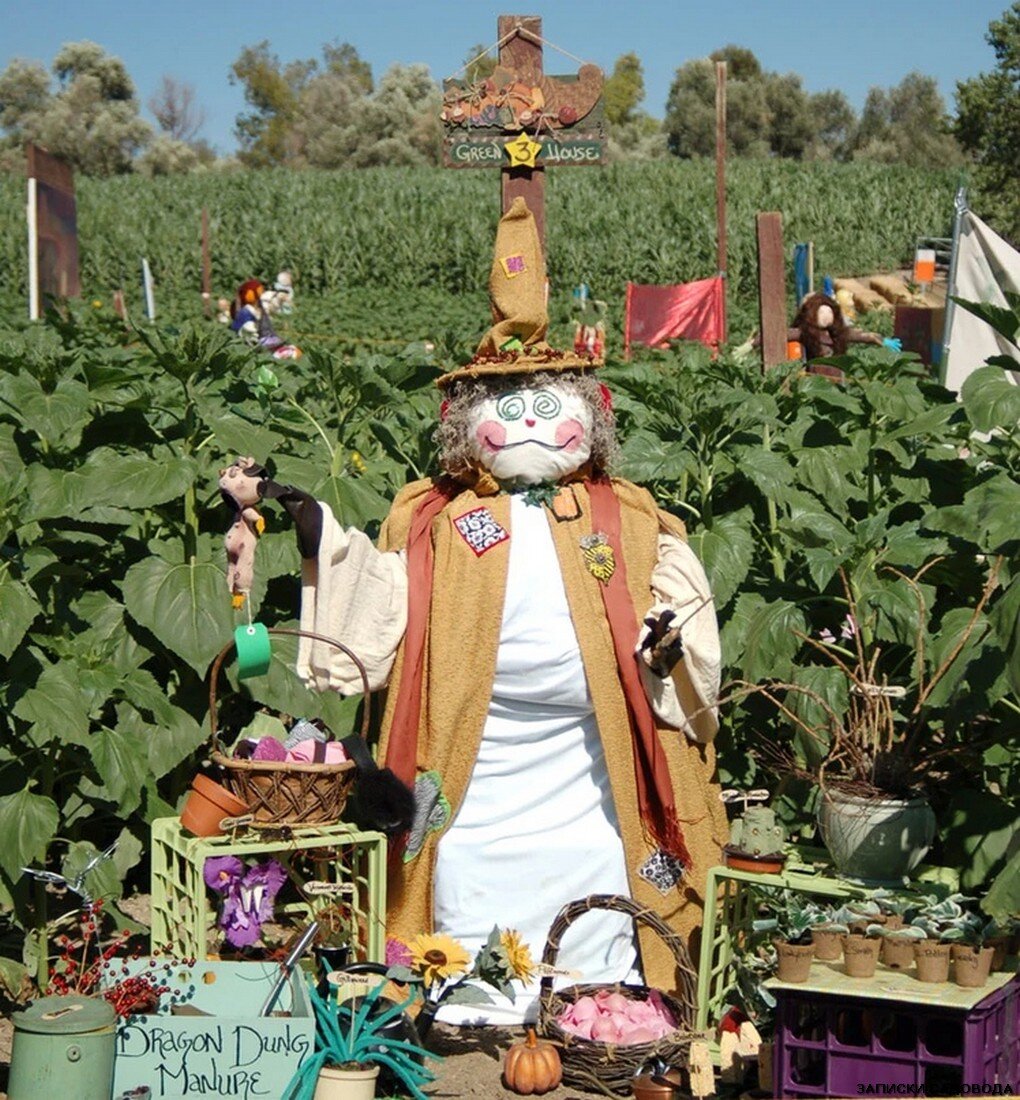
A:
[204,857,287,948]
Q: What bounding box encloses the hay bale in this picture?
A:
[834,277,889,313]
[868,273,916,306]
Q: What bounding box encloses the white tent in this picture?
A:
[941,203,1020,393]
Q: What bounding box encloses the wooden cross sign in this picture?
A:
[442,14,605,250]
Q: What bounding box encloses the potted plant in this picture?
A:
[908,894,977,983]
[806,902,850,961]
[944,911,997,989]
[866,923,927,971]
[731,557,1004,884]
[282,979,437,1100]
[750,888,822,982]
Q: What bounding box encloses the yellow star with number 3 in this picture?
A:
[504,132,543,168]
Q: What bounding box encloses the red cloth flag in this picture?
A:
[624,277,724,358]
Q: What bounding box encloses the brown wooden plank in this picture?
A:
[499,15,545,250]
[757,212,787,368]
[26,143,74,192]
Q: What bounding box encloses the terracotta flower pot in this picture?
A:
[314,1063,379,1100]
[951,944,995,989]
[880,938,916,971]
[180,773,248,837]
[810,928,844,961]
[913,941,951,983]
[842,934,881,978]
[774,939,814,983]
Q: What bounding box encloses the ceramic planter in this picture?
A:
[180,773,248,837]
[632,1067,683,1099]
[810,927,844,961]
[817,787,935,883]
[951,944,994,989]
[314,1063,380,1100]
[842,934,881,978]
[880,937,917,971]
[774,940,814,982]
[914,941,952,983]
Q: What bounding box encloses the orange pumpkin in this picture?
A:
[503,1027,563,1095]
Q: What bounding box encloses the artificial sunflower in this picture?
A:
[499,929,535,981]
[408,932,470,989]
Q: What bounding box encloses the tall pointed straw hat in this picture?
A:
[436,197,602,388]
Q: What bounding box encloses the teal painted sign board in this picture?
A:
[109,961,314,1100]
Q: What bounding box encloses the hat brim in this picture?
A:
[436,349,602,389]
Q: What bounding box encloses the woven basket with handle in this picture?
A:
[537,893,698,1098]
[209,628,367,828]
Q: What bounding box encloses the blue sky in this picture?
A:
[1,0,1008,154]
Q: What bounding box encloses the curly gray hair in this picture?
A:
[435,371,619,480]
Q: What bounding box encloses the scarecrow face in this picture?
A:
[466,382,593,485]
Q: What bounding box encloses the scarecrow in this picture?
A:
[259,199,726,1021]
[789,291,901,360]
[229,278,302,360]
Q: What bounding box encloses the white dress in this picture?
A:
[433,495,638,1024]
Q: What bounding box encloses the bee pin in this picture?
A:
[580,532,616,583]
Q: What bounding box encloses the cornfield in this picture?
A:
[0,160,959,338]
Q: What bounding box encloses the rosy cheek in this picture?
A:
[475,420,506,452]
[555,418,585,452]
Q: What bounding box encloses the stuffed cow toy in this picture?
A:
[258,199,726,1022]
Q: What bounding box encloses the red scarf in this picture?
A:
[385,477,691,869]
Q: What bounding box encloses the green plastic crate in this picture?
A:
[695,845,960,1032]
[150,817,387,963]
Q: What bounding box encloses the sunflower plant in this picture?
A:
[386,925,536,1035]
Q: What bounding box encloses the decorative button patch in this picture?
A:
[637,849,686,895]
[454,507,509,556]
[405,771,451,864]
[500,253,527,278]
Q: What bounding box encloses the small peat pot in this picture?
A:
[880,937,917,971]
[810,927,844,962]
[913,941,952,983]
[842,934,881,979]
[951,944,995,989]
[774,940,814,983]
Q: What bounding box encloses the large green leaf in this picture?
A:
[62,840,123,904]
[688,509,754,610]
[990,574,1020,696]
[12,663,91,745]
[22,465,91,521]
[960,366,1020,433]
[982,847,1020,924]
[942,791,1019,893]
[316,472,391,528]
[0,785,59,878]
[88,726,148,814]
[925,607,990,707]
[0,573,39,659]
[925,473,1020,553]
[719,591,766,670]
[785,665,849,769]
[741,599,807,683]
[122,555,235,675]
[0,373,92,449]
[78,448,199,510]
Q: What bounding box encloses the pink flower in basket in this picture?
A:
[557,988,676,1045]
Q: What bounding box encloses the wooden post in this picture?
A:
[201,207,212,317]
[756,212,787,368]
[499,14,546,251]
[26,143,80,318]
[715,61,727,345]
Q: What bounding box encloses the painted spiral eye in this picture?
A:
[532,390,562,419]
[495,393,525,421]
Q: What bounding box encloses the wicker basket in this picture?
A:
[538,894,698,1098]
[208,628,367,828]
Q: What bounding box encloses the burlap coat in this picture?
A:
[375,475,727,995]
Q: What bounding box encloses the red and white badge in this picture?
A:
[453,507,509,556]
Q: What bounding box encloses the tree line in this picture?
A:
[0,4,1016,241]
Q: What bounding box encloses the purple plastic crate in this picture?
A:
[773,975,1019,1098]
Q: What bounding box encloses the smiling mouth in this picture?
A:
[485,434,577,452]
